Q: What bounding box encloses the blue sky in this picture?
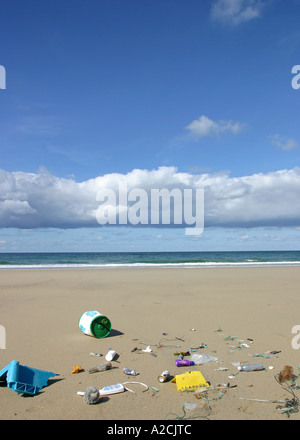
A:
[0,0,300,252]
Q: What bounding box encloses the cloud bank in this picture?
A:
[1,166,300,230]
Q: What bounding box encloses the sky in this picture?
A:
[0,0,300,252]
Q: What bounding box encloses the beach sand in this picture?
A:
[1,266,300,421]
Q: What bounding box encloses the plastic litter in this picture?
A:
[88,362,112,373]
[174,351,190,356]
[231,362,241,368]
[123,367,139,376]
[228,373,239,379]
[240,343,250,348]
[79,311,111,338]
[248,353,270,358]
[77,381,148,400]
[173,371,209,392]
[131,347,143,353]
[0,360,59,396]
[238,363,264,372]
[71,365,83,374]
[190,344,208,350]
[240,388,300,417]
[100,383,125,395]
[274,372,300,416]
[71,318,300,418]
[190,353,218,365]
[225,335,237,341]
[164,403,211,421]
[184,402,198,410]
[175,359,195,367]
[240,397,287,403]
[265,350,281,355]
[78,383,125,400]
[105,349,117,361]
[195,387,226,403]
[122,382,149,393]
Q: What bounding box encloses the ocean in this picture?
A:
[0,250,300,269]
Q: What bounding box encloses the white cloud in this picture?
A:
[1,166,300,230]
[211,0,264,26]
[270,134,298,151]
[185,115,245,139]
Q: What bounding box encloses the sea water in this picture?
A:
[0,250,300,269]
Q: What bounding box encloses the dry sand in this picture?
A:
[1,266,300,421]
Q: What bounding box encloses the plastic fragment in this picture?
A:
[123,367,139,376]
[174,351,190,356]
[184,402,198,410]
[71,365,83,374]
[190,353,218,365]
[249,353,270,358]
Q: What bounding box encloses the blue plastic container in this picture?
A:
[0,360,59,395]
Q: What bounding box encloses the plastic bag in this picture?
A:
[190,353,218,365]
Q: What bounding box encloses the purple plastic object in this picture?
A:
[175,359,195,367]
